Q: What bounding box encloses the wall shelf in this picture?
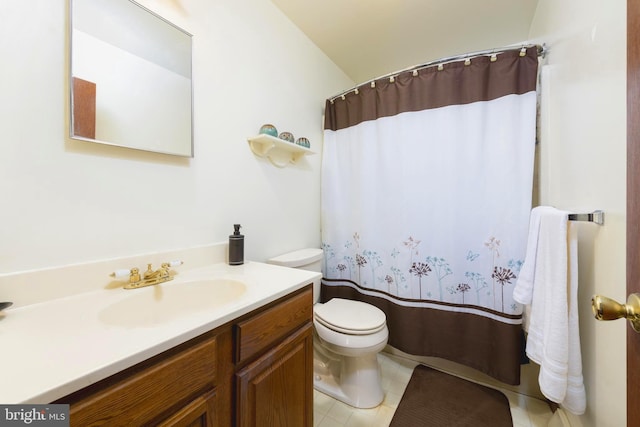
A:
[247,134,316,168]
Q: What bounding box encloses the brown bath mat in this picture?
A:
[390,365,513,427]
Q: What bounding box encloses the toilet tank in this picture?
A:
[267,248,323,302]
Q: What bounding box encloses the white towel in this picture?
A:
[513,206,586,415]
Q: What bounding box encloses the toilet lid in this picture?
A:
[314,298,386,335]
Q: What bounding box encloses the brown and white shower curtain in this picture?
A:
[321,47,539,384]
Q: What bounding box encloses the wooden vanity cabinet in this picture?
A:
[236,324,313,427]
[55,327,233,427]
[234,286,313,427]
[54,284,313,427]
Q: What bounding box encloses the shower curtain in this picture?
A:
[321,46,539,384]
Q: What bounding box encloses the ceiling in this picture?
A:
[271,0,540,84]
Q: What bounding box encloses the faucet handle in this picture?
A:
[111,269,134,280]
[164,260,183,268]
[111,267,141,284]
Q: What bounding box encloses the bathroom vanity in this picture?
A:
[55,286,313,426]
[0,261,318,427]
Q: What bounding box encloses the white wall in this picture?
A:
[529,1,627,426]
[0,0,353,274]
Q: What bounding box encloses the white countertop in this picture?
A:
[0,261,320,404]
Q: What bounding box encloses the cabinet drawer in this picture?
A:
[66,334,217,426]
[235,286,312,365]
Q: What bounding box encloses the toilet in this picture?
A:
[267,248,389,409]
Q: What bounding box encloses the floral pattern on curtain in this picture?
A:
[321,46,540,385]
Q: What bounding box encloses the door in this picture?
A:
[628,1,640,425]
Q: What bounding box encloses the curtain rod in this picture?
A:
[329,43,547,103]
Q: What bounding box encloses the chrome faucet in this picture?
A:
[111,261,183,289]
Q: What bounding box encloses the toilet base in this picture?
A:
[313,348,385,409]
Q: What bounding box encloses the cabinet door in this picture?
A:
[158,390,217,427]
[236,324,313,427]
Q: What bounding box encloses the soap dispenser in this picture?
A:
[228,224,244,265]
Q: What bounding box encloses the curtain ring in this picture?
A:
[490,54,497,62]
[341,94,346,100]
[519,47,526,57]
[389,76,395,83]
[437,64,444,71]
[464,58,471,66]
[412,70,418,76]
[371,81,376,88]
[354,88,359,95]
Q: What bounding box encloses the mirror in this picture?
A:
[70,0,193,157]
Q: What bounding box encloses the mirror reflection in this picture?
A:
[70,0,193,157]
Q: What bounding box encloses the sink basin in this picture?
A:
[99,278,247,327]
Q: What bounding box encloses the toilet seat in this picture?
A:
[314,298,386,335]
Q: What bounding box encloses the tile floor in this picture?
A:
[313,352,554,427]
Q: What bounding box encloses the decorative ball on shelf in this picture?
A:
[259,124,278,137]
[278,131,295,143]
[295,137,310,149]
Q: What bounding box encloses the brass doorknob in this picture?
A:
[592,294,640,332]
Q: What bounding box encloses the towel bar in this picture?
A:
[567,210,604,225]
